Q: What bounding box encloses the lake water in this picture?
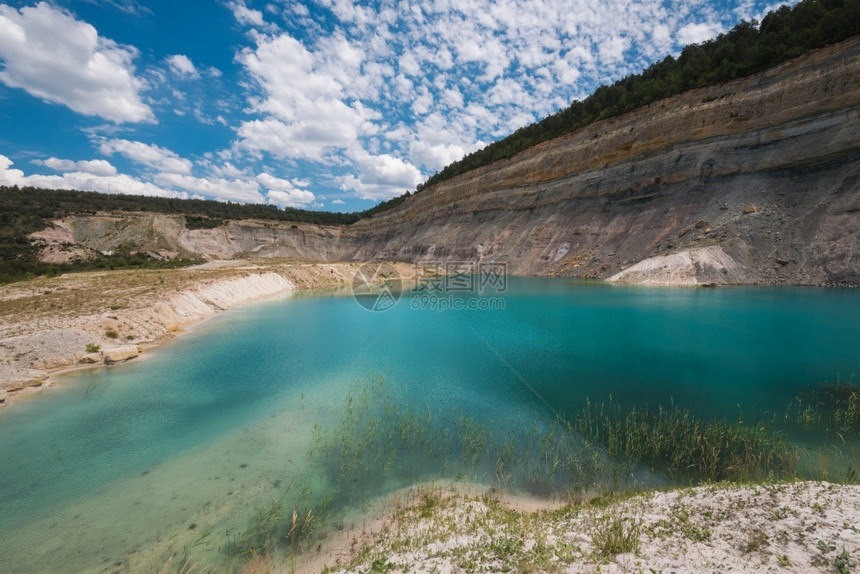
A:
[0,279,858,572]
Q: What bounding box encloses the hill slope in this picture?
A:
[337,36,860,286]
[5,37,859,287]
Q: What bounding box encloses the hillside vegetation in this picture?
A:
[421,0,860,189]
[1,0,857,284]
[0,185,411,283]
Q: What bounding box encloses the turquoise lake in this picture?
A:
[0,278,858,572]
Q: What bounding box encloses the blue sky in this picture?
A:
[0,0,793,212]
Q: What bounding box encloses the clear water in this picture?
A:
[0,279,858,572]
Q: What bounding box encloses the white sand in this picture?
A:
[317,481,859,574]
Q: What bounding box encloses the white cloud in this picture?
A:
[229,0,265,28]
[409,141,467,173]
[99,138,193,174]
[677,22,724,45]
[231,0,764,195]
[155,172,264,203]
[235,32,372,160]
[331,199,345,205]
[341,149,422,201]
[167,54,200,78]
[36,157,118,176]
[0,2,153,123]
[0,154,178,197]
[257,173,315,208]
[599,36,630,64]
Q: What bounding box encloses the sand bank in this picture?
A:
[0,261,420,406]
[310,481,859,574]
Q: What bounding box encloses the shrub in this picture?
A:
[105,329,118,339]
[85,343,101,353]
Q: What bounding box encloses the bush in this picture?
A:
[85,343,101,353]
[105,329,118,339]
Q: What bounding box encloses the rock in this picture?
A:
[78,353,102,364]
[0,366,48,391]
[744,205,759,214]
[0,389,6,403]
[103,345,139,364]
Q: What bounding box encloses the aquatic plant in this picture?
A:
[225,377,857,570]
[820,382,860,434]
[572,397,799,483]
[224,477,332,569]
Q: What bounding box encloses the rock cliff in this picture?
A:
[30,37,860,286]
[338,36,860,286]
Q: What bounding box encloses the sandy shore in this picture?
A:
[308,481,859,574]
[0,260,421,406]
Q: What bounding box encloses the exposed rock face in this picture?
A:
[338,37,860,286]
[0,272,297,401]
[179,222,342,260]
[0,366,48,392]
[28,38,860,286]
[103,345,139,364]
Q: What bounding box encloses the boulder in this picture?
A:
[78,353,103,364]
[0,389,7,403]
[103,345,139,364]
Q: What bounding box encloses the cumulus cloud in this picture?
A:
[0,2,153,123]
[99,138,193,174]
[236,33,370,159]
[229,0,266,28]
[257,173,315,207]
[154,171,264,203]
[35,157,118,176]
[228,0,772,205]
[341,149,422,201]
[677,22,725,45]
[166,54,200,78]
[0,154,177,197]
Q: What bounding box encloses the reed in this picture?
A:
[819,381,860,433]
[224,377,856,570]
[571,396,799,483]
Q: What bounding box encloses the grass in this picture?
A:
[573,397,799,483]
[590,511,642,558]
[819,381,860,434]
[97,374,860,572]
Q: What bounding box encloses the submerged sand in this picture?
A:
[0,260,422,406]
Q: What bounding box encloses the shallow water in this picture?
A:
[0,279,858,572]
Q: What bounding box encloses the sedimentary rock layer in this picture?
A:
[29,38,860,286]
[339,36,860,286]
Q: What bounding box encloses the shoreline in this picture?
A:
[306,480,859,574]
[2,267,854,408]
[0,261,422,408]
